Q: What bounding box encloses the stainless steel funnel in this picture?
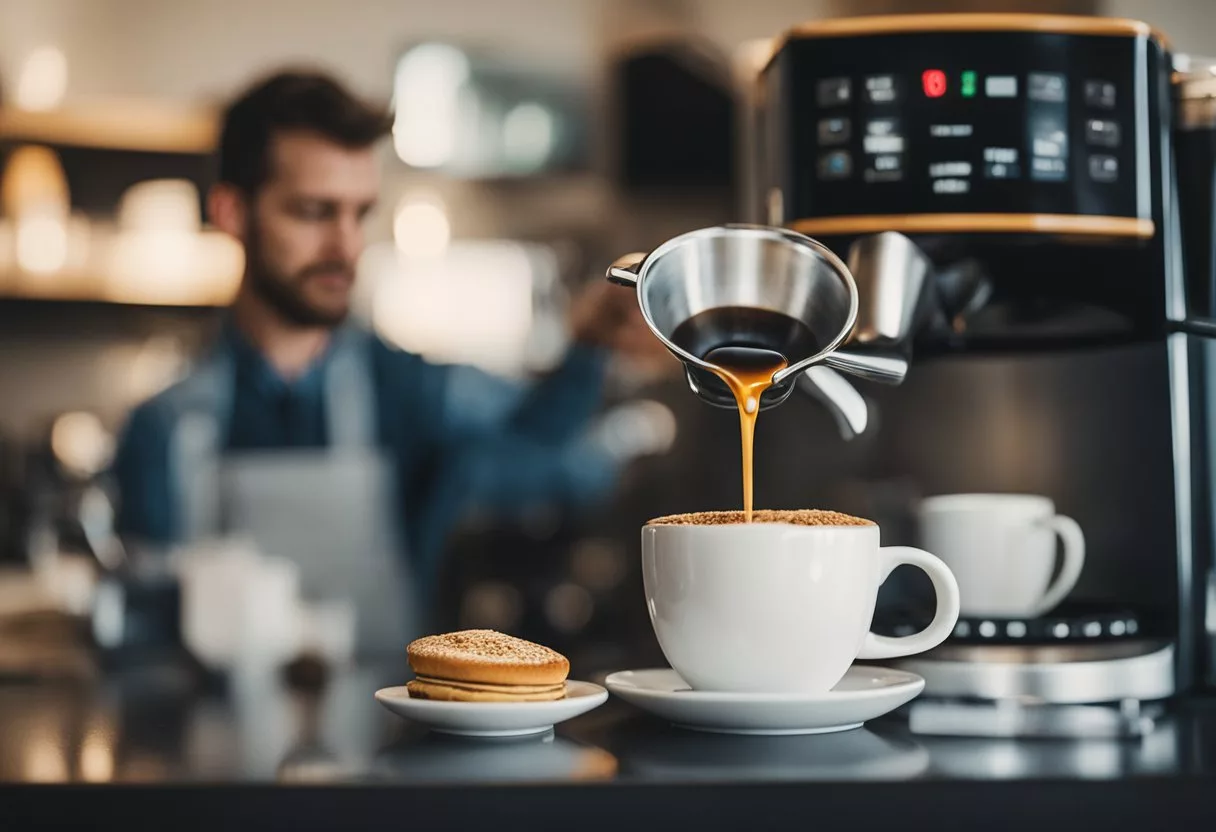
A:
[607,225,863,409]
[607,225,916,414]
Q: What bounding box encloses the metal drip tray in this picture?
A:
[906,698,1165,739]
[891,639,1175,704]
[889,640,1175,738]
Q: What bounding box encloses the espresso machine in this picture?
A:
[738,13,1216,737]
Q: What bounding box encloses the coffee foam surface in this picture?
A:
[647,509,874,527]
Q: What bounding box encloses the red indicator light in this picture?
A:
[922,69,947,98]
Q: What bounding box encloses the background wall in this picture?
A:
[0,0,1213,445]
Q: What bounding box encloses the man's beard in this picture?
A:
[244,231,354,328]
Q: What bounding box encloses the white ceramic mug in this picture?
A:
[918,494,1085,619]
[641,520,960,693]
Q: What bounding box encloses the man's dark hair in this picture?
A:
[217,69,391,193]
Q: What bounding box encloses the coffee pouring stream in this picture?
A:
[606,225,932,439]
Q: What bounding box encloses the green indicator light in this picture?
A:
[961,70,977,98]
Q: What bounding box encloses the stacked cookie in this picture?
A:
[406,630,569,702]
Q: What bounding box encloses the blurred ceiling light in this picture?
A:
[15,47,68,112]
[371,240,534,375]
[1,145,69,218]
[118,179,201,232]
[107,179,241,305]
[107,231,242,306]
[113,228,197,278]
[110,182,200,300]
[24,736,68,783]
[0,222,11,279]
[502,101,555,172]
[51,411,115,478]
[64,214,91,271]
[79,728,115,783]
[15,210,69,275]
[2,145,71,276]
[393,191,450,261]
[393,43,470,168]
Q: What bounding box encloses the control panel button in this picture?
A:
[873,154,901,172]
[863,135,904,154]
[984,161,1020,179]
[930,123,973,138]
[929,161,972,178]
[921,69,948,98]
[818,116,851,145]
[1089,154,1119,182]
[1085,80,1117,109]
[1028,73,1067,103]
[818,150,853,180]
[864,75,897,104]
[817,77,852,107]
[863,118,903,154]
[984,75,1018,98]
[983,147,1020,179]
[932,178,970,194]
[863,154,903,183]
[1032,157,1067,179]
[1085,118,1120,147]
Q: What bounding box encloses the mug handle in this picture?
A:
[858,546,961,661]
[1029,514,1086,617]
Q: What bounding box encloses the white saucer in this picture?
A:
[604,666,925,735]
[612,725,931,781]
[374,681,608,738]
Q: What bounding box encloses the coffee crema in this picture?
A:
[648,509,874,527]
[671,307,818,523]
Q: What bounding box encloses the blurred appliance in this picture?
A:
[392,42,588,179]
[753,13,1216,736]
[611,40,736,191]
[1175,54,1216,697]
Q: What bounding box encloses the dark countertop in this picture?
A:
[3,664,1216,830]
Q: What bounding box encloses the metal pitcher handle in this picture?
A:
[821,348,909,385]
[798,366,869,440]
[607,252,646,287]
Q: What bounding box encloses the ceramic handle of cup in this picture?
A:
[1029,514,1086,617]
[857,546,961,661]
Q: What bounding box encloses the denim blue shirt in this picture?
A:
[111,322,616,588]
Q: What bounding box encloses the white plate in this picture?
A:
[604,666,924,735]
[374,681,609,737]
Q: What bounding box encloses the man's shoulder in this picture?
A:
[361,328,421,364]
[120,382,191,442]
[123,352,232,437]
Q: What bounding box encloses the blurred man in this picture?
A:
[112,70,661,651]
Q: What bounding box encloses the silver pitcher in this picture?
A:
[606,225,931,438]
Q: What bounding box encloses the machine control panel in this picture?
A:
[765,29,1158,222]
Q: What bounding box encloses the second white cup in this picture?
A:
[918,494,1085,619]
